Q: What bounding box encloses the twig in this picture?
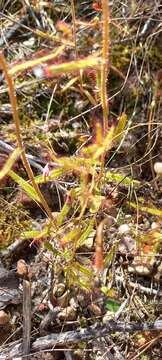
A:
[1,320,162,358]
[115,275,162,296]
[64,350,75,360]
[22,279,31,358]
[40,308,61,335]
[94,335,125,360]
[94,338,115,360]
[105,336,125,360]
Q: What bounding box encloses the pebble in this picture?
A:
[103,311,114,323]
[154,162,162,174]
[23,37,35,47]
[118,224,130,235]
[118,235,136,254]
[151,222,159,230]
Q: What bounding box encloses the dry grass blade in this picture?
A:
[22,279,31,359]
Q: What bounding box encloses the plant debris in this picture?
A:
[0,1,162,359]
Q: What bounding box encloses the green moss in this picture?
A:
[146,45,162,70]
[111,44,133,69]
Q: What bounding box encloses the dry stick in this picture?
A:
[116,275,162,297]
[23,279,31,358]
[94,337,124,360]
[0,53,55,224]
[2,320,162,358]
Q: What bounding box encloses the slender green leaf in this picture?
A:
[44,241,62,256]
[104,245,117,267]
[21,230,42,239]
[9,169,40,202]
[113,113,127,143]
[73,261,94,277]
[57,202,71,226]
[35,157,99,184]
[9,45,65,75]
[106,171,140,187]
[0,148,21,180]
[76,219,94,248]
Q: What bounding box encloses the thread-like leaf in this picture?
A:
[61,76,79,92]
[44,56,101,77]
[9,45,65,76]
